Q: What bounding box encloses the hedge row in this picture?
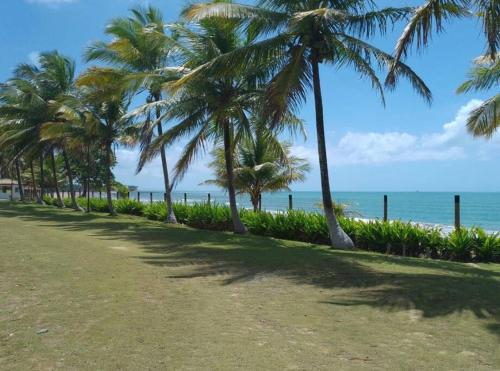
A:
[42,196,500,263]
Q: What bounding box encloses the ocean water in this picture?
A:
[128,190,500,232]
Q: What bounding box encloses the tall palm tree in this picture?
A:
[183,0,431,248]
[457,55,499,137]
[36,51,84,210]
[138,17,277,234]
[75,67,135,216]
[0,63,48,204]
[204,123,310,211]
[85,6,179,223]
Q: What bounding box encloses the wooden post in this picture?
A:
[207,193,211,205]
[184,192,187,205]
[99,191,102,199]
[383,194,388,222]
[454,195,461,230]
[150,192,153,205]
[127,192,130,199]
[92,191,94,198]
[258,194,262,211]
[137,192,140,202]
[288,194,293,210]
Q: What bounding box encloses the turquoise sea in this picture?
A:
[129,191,500,232]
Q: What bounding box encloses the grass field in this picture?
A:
[1,202,499,370]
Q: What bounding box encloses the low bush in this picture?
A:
[40,196,500,263]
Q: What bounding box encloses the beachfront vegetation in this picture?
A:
[203,121,310,211]
[41,194,500,263]
[0,1,498,249]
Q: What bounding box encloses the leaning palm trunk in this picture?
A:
[222,119,247,234]
[39,153,45,199]
[154,94,177,223]
[311,54,353,249]
[62,148,83,211]
[30,160,43,204]
[49,149,64,208]
[105,142,117,216]
[15,159,25,202]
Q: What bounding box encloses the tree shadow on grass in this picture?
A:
[3,203,500,338]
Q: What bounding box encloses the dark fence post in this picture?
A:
[150,192,153,205]
[258,194,262,212]
[288,194,293,210]
[164,193,167,202]
[454,195,461,230]
[383,194,388,222]
[127,192,130,199]
[137,192,140,202]
[99,191,102,199]
[207,193,211,205]
[184,192,187,205]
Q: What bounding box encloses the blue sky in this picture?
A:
[1,0,498,192]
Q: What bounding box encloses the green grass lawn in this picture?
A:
[1,202,499,370]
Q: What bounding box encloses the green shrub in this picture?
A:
[114,198,144,216]
[470,228,500,262]
[144,202,167,221]
[446,228,474,261]
[39,196,500,263]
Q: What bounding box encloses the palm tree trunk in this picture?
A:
[311,54,353,249]
[15,159,25,202]
[86,144,91,213]
[222,119,247,234]
[62,148,82,211]
[49,149,64,208]
[105,142,117,216]
[39,153,45,199]
[30,160,43,204]
[154,93,177,223]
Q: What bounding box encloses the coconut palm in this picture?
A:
[183,0,431,248]
[0,63,49,204]
[387,0,498,80]
[75,67,135,216]
[138,16,276,234]
[35,51,85,211]
[204,123,310,211]
[457,55,499,137]
[85,6,179,223]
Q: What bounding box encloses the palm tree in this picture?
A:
[183,0,431,248]
[386,0,498,138]
[75,67,135,216]
[204,123,310,211]
[85,6,179,223]
[36,51,84,210]
[457,55,499,137]
[139,16,278,234]
[0,63,48,204]
[387,0,498,80]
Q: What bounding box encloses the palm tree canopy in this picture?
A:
[458,55,500,138]
[387,0,498,85]
[203,124,310,197]
[179,0,432,123]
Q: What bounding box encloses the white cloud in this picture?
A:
[329,99,495,165]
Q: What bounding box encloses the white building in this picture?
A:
[0,179,21,201]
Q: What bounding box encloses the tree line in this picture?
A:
[0,0,497,248]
